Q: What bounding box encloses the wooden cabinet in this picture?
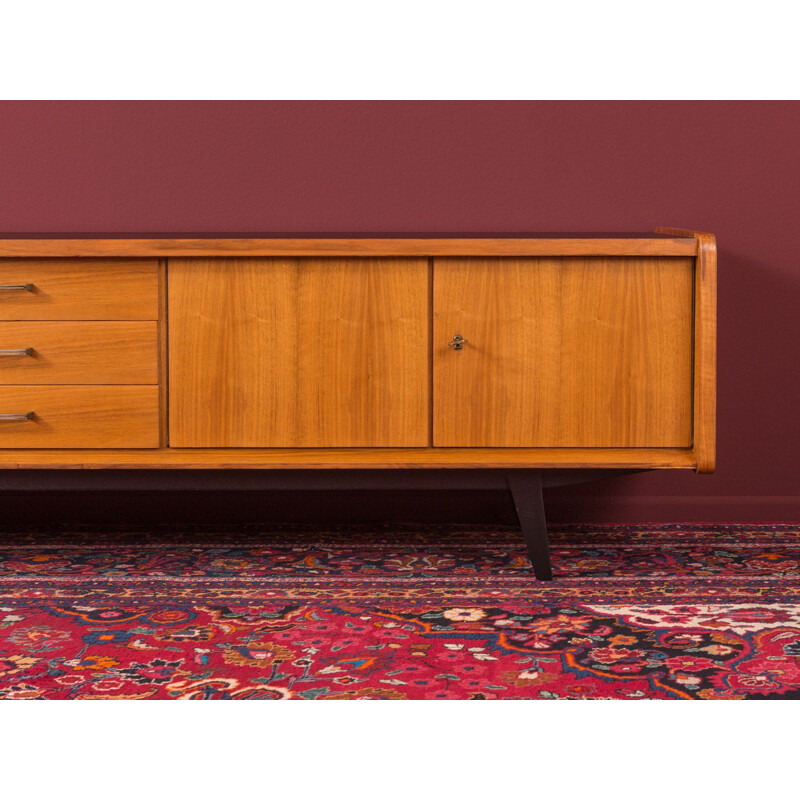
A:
[0,232,716,579]
[0,232,715,467]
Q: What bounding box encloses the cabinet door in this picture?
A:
[169,257,429,447]
[433,257,693,447]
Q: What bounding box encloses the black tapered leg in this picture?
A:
[506,470,553,580]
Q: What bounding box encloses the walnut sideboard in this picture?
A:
[0,230,716,580]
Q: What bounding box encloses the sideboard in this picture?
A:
[0,229,716,579]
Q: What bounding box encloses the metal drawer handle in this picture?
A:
[0,412,35,421]
[0,348,34,356]
[448,334,468,351]
[0,284,34,292]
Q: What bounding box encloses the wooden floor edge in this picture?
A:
[0,448,698,469]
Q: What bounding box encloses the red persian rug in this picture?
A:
[1,524,799,700]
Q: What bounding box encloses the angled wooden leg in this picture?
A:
[506,470,553,580]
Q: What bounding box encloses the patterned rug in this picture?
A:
[1,524,799,700]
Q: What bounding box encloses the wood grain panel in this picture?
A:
[0,259,158,320]
[0,238,698,258]
[169,257,429,447]
[433,257,694,447]
[0,447,696,470]
[657,227,717,473]
[0,322,158,384]
[0,386,159,448]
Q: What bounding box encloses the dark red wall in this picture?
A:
[1,101,798,521]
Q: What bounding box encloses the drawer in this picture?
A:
[0,322,158,384]
[0,259,158,320]
[0,386,159,448]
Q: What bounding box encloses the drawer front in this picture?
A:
[0,259,158,320]
[0,322,158,384]
[0,386,159,448]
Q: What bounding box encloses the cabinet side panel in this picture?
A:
[692,235,717,472]
[655,227,717,472]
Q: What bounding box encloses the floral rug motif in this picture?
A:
[1,524,799,699]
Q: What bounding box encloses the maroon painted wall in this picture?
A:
[1,101,798,521]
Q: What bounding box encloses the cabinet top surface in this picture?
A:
[0,231,701,257]
[0,231,686,239]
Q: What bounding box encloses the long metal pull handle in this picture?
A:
[0,284,34,292]
[0,412,34,421]
[0,348,33,356]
